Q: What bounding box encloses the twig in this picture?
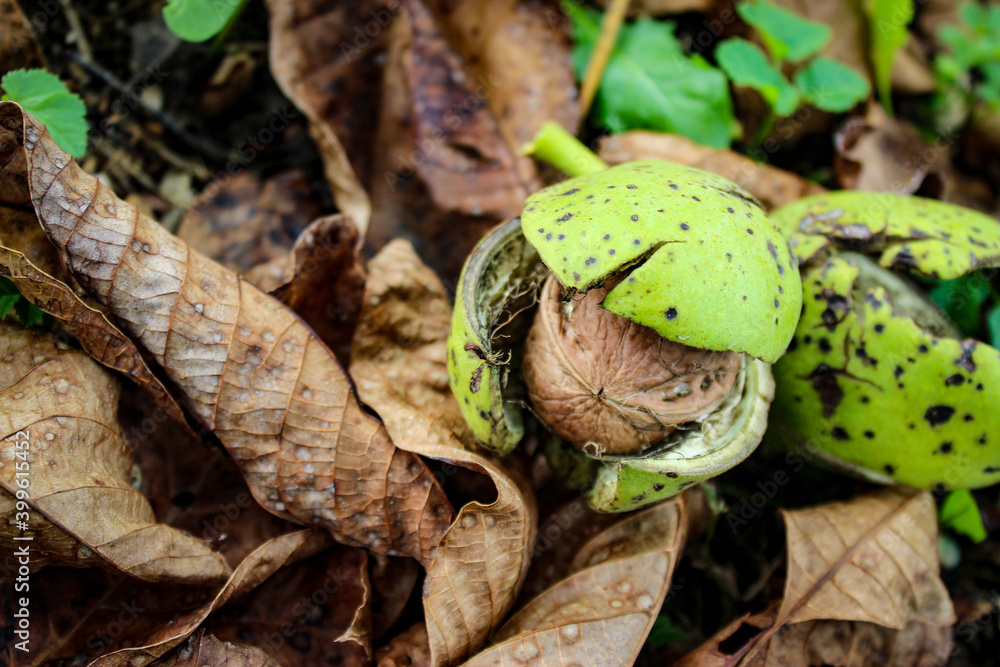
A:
[578,0,633,117]
[58,0,93,62]
[68,51,237,164]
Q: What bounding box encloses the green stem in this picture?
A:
[210,0,252,57]
[749,107,777,153]
[520,121,608,177]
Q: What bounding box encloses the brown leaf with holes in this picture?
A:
[271,214,366,368]
[0,244,189,426]
[1,101,454,564]
[0,319,230,584]
[676,605,953,667]
[152,633,282,667]
[177,170,322,283]
[94,529,334,666]
[350,239,537,666]
[464,492,691,667]
[598,131,826,211]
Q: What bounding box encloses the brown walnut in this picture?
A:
[523,274,740,455]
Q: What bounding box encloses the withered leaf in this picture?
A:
[377,623,433,667]
[735,488,955,663]
[271,214,366,368]
[177,170,322,280]
[0,0,45,75]
[350,239,538,666]
[94,529,334,666]
[676,605,953,667]
[598,131,826,211]
[0,320,230,584]
[0,244,188,426]
[152,633,282,667]
[265,0,375,234]
[464,493,692,667]
[1,101,453,564]
[206,541,372,667]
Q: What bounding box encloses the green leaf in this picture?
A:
[1,69,87,158]
[939,489,987,543]
[645,615,689,649]
[794,56,870,112]
[736,0,831,63]
[927,274,992,338]
[716,37,800,116]
[986,303,1000,349]
[864,0,913,114]
[565,3,737,148]
[163,0,244,43]
[0,277,47,328]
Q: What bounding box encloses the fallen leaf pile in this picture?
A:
[0,0,988,663]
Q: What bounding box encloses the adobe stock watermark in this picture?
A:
[7,428,33,653]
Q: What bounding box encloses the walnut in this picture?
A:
[523,274,740,455]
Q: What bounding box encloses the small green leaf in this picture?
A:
[716,38,799,116]
[794,56,870,112]
[736,0,831,63]
[939,489,987,543]
[565,3,737,148]
[0,277,47,328]
[645,615,689,649]
[927,274,992,338]
[986,303,1000,349]
[863,0,913,114]
[1,69,87,158]
[163,0,244,43]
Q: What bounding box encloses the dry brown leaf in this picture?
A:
[369,553,422,639]
[94,529,333,666]
[834,105,945,196]
[1,101,454,563]
[206,541,373,667]
[265,0,376,234]
[464,493,692,667]
[0,0,46,75]
[420,0,579,188]
[734,488,955,663]
[271,214,366,368]
[177,170,322,280]
[0,319,230,584]
[676,606,953,667]
[0,244,189,426]
[152,633,282,667]
[377,623,433,666]
[598,131,826,210]
[120,388,297,569]
[350,239,538,666]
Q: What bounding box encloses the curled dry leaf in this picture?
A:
[0,245,189,426]
[734,487,955,663]
[206,541,373,667]
[177,170,322,282]
[153,633,282,667]
[598,131,826,211]
[677,605,953,667]
[834,105,945,196]
[1,102,453,563]
[0,319,230,584]
[464,493,692,667]
[350,239,538,666]
[94,529,333,666]
[271,214,367,368]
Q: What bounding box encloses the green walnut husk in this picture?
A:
[448,161,802,511]
[770,191,1000,490]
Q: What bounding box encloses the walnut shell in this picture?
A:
[523,274,739,455]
